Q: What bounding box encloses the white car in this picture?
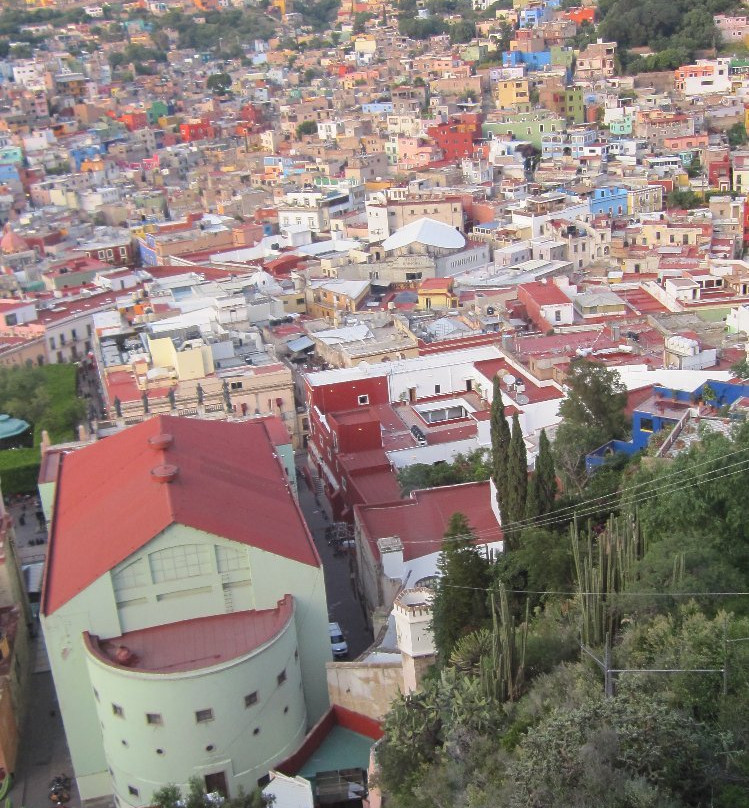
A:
[329,622,348,659]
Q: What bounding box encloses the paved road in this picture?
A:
[7,497,48,568]
[11,655,81,808]
[294,458,373,660]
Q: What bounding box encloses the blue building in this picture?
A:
[586,380,749,472]
[0,163,20,184]
[503,50,552,71]
[68,143,104,171]
[590,187,629,217]
[519,6,549,27]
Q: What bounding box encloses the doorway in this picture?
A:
[204,772,228,797]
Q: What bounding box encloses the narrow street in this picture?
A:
[11,648,81,808]
[295,456,373,659]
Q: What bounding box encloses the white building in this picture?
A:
[41,417,331,807]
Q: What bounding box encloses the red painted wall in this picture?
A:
[329,414,383,454]
[306,376,389,415]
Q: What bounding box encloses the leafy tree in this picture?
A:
[449,19,476,44]
[495,527,574,609]
[666,188,703,209]
[206,71,232,94]
[352,11,374,33]
[553,359,627,493]
[295,120,317,139]
[730,356,749,379]
[0,365,84,441]
[152,778,267,808]
[728,121,748,148]
[431,513,492,660]
[490,377,511,519]
[535,428,556,514]
[686,153,702,178]
[398,15,447,38]
[397,449,492,495]
[557,359,627,439]
[504,413,528,536]
[627,425,749,588]
[152,784,181,808]
[597,0,736,62]
[377,670,507,808]
[503,691,724,807]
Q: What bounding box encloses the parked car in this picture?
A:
[329,622,348,659]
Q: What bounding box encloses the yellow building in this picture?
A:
[495,78,530,109]
[417,278,457,310]
[305,279,370,322]
[148,335,215,381]
[627,185,663,216]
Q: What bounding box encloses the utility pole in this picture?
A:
[581,635,724,698]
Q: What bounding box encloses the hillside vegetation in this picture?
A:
[597,0,744,70]
[376,379,749,807]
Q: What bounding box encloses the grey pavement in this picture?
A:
[7,498,48,568]
[11,640,80,808]
[294,457,373,659]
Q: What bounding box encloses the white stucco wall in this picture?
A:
[84,605,306,808]
[41,524,331,803]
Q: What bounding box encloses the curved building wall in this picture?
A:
[83,607,306,808]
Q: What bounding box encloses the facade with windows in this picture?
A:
[41,416,330,808]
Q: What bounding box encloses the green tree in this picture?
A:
[557,359,627,439]
[449,19,476,44]
[535,429,556,514]
[397,449,491,495]
[295,119,317,139]
[686,153,702,178]
[666,188,703,209]
[504,413,528,537]
[525,473,541,520]
[730,356,749,379]
[352,11,374,33]
[553,359,627,493]
[490,377,511,519]
[431,513,492,660]
[728,121,748,148]
[152,784,181,808]
[206,71,232,94]
[503,690,724,807]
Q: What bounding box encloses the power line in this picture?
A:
[380,450,749,548]
[424,582,749,597]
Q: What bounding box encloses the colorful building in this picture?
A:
[41,417,331,808]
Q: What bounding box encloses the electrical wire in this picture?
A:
[379,448,749,547]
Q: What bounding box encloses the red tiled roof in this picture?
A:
[356,480,501,562]
[619,287,669,314]
[43,416,319,615]
[84,596,293,673]
[419,278,453,291]
[518,281,571,307]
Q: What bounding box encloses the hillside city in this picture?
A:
[0,0,747,805]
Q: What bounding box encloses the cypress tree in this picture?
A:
[431,512,491,660]
[525,472,541,520]
[535,428,557,514]
[504,413,528,544]
[490,376,511,520]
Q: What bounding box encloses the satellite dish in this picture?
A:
[516,394,530,406]
[502,373,515,387]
